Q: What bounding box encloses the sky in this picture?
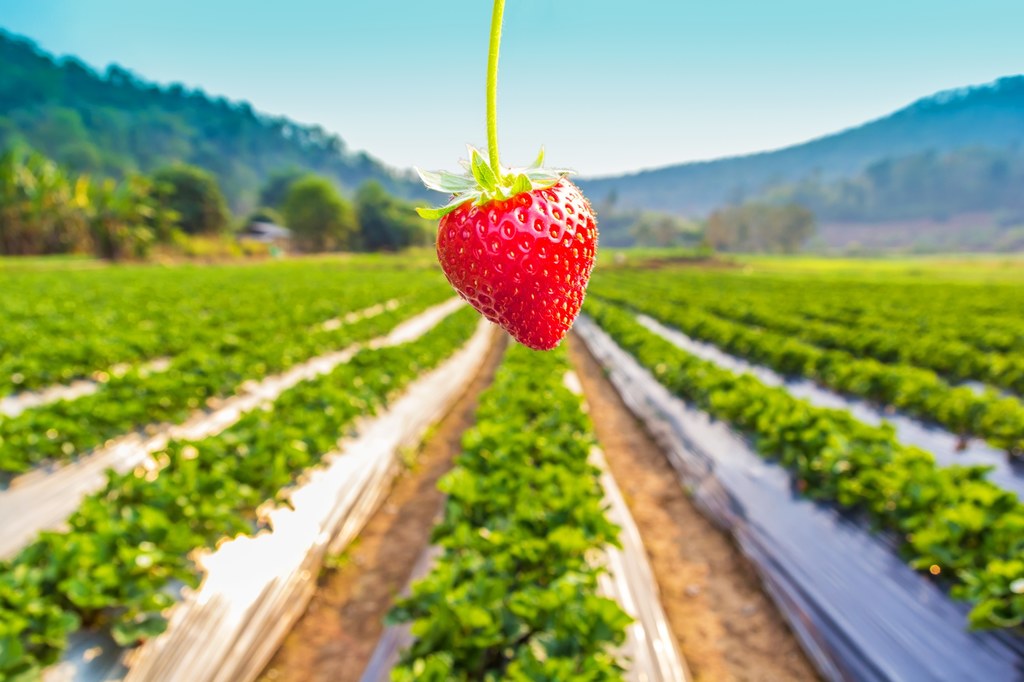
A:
[2,0,1023,177]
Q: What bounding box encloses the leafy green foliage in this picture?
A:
[593,272,1024,455]
[389,344,630,680]
[0,147,89,256]
[415,146,570,220]
[0,306,480,678]
[283,175,359,252]
[0,267,452,474]
[257,168,306,210]
[355,181,433,251]
[86,175,174,260]
[0,146,176,259]
[586,299,1024,630]
[152,164,229,235]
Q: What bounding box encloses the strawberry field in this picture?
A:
[2,254,1024,682]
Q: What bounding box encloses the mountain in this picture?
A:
[578,76,1024,219]
[0,30,428,212]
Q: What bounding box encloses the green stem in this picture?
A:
[487,0,505,177]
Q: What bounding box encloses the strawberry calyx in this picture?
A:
[415,146,572,220]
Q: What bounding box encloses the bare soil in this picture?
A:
[568,335,820,682]
[258,335,506,682]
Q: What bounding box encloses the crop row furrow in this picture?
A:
[585,299,1024,631]
[0,266,438,394]
[591,286,1024,456]
[0,287,450,475]
[387,343,631,681]
[0,305,480,681]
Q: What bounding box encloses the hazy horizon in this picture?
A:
[3,0,1023,176]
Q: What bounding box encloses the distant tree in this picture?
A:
[283,175,358,252]
[58,140,103,173]
[245,206,284,226]
[629,211,702,248]
[87,175,174,260]
[706,202,815,253]
[355,180,433,251]
[258,168,307,209]
[774,204,816,252]
[152,164,229,234]
[0,146,89,255]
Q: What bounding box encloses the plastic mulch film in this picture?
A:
[41,310,492,682]
[591,444,690,682]
[575,316,1024,682]
[361,374,689,682]
[120,319,494,682]
[359,545,440,682]
[636,313,1024,499]
[0,299,462,561]
[566,370,689,682]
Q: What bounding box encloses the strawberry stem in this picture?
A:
[486,0,505,179]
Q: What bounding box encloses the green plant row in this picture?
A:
[591,287,1024,456]
[596,269,1024,360]
[601,275,1024,396]
[0,262,442,394]
[387,344,630,681]
[0,306,480,681]
[585,299,1024,631]
[0,286,451,475]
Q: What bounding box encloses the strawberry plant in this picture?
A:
[592,278,1024,456]
[415,0,598,351]
[586,299,1024,630]
[0,306,481,678]
[388,344,629,679]
[0,282,451,475]
[595,269,1024,395]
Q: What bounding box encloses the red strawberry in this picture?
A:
[417,148,598,350]
[436,178,597,350]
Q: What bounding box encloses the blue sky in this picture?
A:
[2,1,1022,176]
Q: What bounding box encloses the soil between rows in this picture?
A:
[258,333,506,682]
[567,334,820,682]
[257,326,816,682]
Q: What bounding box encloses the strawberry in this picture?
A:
[435,177,597,350]
[418,149,598,350]
[416,0,598,349]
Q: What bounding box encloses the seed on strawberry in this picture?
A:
[436,178,597,350]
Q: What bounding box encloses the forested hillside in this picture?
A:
[0,30,426,212]
[579,76,1024,219]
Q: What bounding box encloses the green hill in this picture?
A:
[579,76,1024,220]
[0,30,427,212]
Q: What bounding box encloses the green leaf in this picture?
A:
[415,168,476,194]
[531,146,545,169]
[0,636,25,671]
[511,174,532,196]
[469,147,499,191]
[111,614,169,647]
[416,194,474,221]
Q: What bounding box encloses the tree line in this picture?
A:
[0,30,426,212]
[762,147,1024,223]
[595,193,816,253]
[0,145,434,259]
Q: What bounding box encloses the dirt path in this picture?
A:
[258,336,506,682]
[568,335,819,682]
